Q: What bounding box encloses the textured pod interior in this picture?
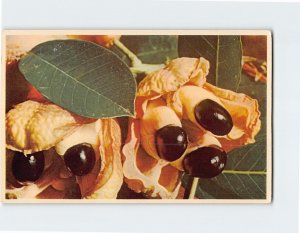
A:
[89,119,123,199]
[6,100,78,154]
[203,83,261,151]
[122,120,181,199]
[140,104,182,160]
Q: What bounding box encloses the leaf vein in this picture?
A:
[234,174,253,198]
[53,44,94,67]
[248,175,265,195]
[200,35,216,50]
[27,52,132,115]
[223,174,240,197]
[65,53,106,73]
[76,61,114,80]
[46,42,79,62]
[223,170,266,175]
[59,76,69,103]
[232,145,257,170]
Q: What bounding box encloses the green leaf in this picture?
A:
[183,171,266,199]
[178,36,267,199]
[109,44,131,66]
[184,128,267,199]
[178,35,242,89]
[120,35,178,64]
[18,40,136,118]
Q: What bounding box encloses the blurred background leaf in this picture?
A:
[120,35,178,64]
[178,35,242,89]
[6,61,30,112]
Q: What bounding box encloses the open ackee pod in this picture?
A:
[122,57,261,198]
[5,101,123,199]
[5,36,123,200]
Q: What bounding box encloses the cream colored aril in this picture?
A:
[55,120,101,156]
[140,105,182,161]
[167,85,225,131]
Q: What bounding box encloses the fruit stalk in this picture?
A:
[114,39,165,75]
[183,176,200,199]
[188,177,199,199]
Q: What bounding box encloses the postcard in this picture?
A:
[2,30,272,203]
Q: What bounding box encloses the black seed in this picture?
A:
[194,99,233,136]
[12,151,45,183]
[64,143,96,176]
[183,146,227,178]
[155,125,188,162]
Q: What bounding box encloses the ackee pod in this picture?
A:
[12,151,45,183]
[194,99,233,136]
[183,146,227,178]
[155,125,188,162]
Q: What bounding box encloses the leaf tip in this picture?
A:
[124,108,136,118]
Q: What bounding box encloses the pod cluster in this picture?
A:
[143,97,233,179]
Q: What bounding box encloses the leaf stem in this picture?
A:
[188,177,199,199]
[130,63,165,75]
[222,170,267,175]
[114,38,142,67]
[114,39,165,75]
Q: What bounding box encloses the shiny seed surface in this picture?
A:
[12,151,45,183]
[183,146,227,178]
[155,125,188,162]
[194,99,233,136]
[64,143,96,176]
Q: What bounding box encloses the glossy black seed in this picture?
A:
[155,125,188,162]
[194,99,233,136]
[183,146,227,178]
[12,151,45,183]
[64,143,96,176]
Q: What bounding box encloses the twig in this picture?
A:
[114,38,142,67]
[188,177,199,199]
[114,39,165,75]
[183,176,200,199]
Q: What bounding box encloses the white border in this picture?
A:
[1,1,299,233]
